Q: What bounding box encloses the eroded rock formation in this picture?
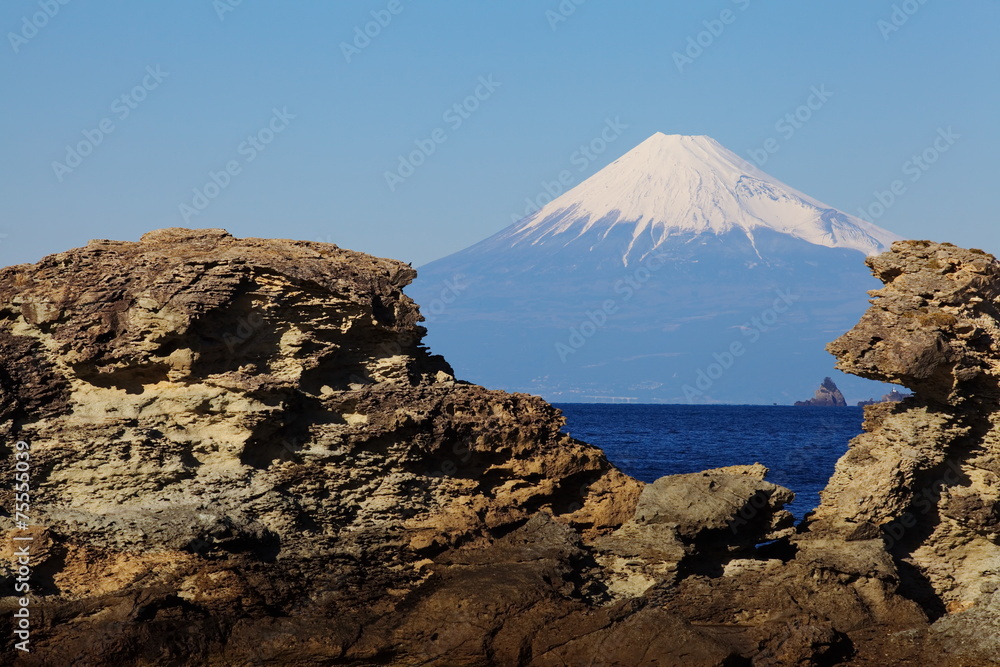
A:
[0,229,640,664]
[820,241,1000,655]
[0,232,997,665]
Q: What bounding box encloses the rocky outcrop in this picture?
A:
[0,229,642,664]
[1,232,998,665]
[816,240,1000,663]
[794,376,848,406]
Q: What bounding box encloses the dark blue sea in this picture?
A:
[554,404,866,520]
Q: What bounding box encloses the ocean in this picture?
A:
[554,404,867,520]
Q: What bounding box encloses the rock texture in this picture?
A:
[1,232,998,666]
[794,376,848,406]
[0,229,641,665]
[818,240,1000,663]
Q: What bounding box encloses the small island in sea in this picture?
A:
[794,376,848,406]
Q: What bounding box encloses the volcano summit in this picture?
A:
[410,133,903,404]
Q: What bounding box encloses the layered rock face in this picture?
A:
[0,229,641,664]
[0,231,998,665]
[821,241,1000,645]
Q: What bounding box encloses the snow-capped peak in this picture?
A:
[500,133,901,260]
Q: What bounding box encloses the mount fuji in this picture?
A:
[409,133,903,404]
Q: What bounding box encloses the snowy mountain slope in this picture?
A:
[409,134,904,404]
[486,133,900,263]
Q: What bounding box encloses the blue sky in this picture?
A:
[2,1,997,268]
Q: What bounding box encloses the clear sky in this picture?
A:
[2,1,997,269]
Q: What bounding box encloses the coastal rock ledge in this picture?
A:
[0,230,998,666]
